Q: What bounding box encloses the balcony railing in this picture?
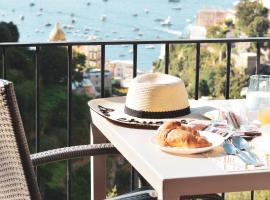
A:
[0,37,268,200]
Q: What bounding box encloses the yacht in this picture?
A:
[161,16,172,26]
[154,18,164,22]
[119,54,126,58]
[138,32,143,37]
[45,23,52,27]
[20,15,25,21]
[168,0,180,2]
[29,2,35,7]
[101,15,107,21]
[86,2,91,6]
[132,27,140,32]
[36,12,42,16]
[71,19,76,24]
[133,13,138,17]
[144,8,149,14]
[145,45,155,49]
[172,6,182,10]
[186,18,191,23]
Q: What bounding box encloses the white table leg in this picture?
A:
[90,123,107,200]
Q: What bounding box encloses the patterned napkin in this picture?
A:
[203,146,270,172]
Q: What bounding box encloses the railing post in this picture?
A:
[195,43,200,100]
[67,45,72,200]
[256,42,260,74]
[225,42,231,99]
[165,43,170,74]
[101,44,105,97]
[133,44,137,78]
[35,46,40,184]
[2,47,6,79]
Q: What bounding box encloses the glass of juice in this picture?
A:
[258,107,270,125]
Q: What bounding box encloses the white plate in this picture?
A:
[151,131,224,155]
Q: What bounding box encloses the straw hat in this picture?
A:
[89,73,213,128]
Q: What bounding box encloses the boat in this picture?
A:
[20,15,25,21]
[154,18,163,22]
[119,54,126,57]
[39,8,43,12]
[132,27,140,32]
[145,45,155,49]
[168,0,180,2]
[144,8,149,14]
[161,16,172,26]
[128,49,133,54]
[36,12,42,16]
[133,13,138,17]
[186,18,191,23]
[45,23,52,27]
[138,32,143,37]
[86,2,91,6]
[101,15,107,21]
[71,19,76,24]
[172,6,182,10]
[29,2,35,7]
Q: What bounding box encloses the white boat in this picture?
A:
[132,27,140,32]
[161,16,172,26]
[144,8,149,14]
[101,15,107,21]
[186,18,191,23]
[128,49,133,54]
[145,45,155,49]
[119,54,126,57]
[168,0,180,2]
[36,12,42,16]
[172,6,182,10]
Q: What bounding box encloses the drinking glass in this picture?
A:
[246,75,270,125]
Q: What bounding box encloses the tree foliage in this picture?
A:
[236,0,269,37]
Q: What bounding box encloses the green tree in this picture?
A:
[0,22,19,42]
[236,0,269,37]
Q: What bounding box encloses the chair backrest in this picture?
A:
[0,80,41,200]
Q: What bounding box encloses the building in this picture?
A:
[234,52,257,74]
[48,23,66,41]
[83,68,112,95]
[72,79,97,98]
[73,45,101,68]
[196,9,228,27]
[107,60,134,79]
[188,25,207,39]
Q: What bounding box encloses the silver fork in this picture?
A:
[223,139,254,165]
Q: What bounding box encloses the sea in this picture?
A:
[0,0,235,72]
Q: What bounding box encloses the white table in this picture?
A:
[89,99,270,200]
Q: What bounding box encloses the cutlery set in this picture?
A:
[223,136,264,167]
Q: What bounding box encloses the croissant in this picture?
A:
[156,121,212,148]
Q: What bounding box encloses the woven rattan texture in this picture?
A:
[0,85,31,199]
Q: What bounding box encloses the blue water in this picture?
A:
[0,0,235,71]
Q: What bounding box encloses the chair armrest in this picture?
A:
[106,190,157,200]
[31,143,119,166]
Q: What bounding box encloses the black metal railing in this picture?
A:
[0,37,268,200]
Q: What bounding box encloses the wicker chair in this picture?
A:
[0,79,223,200]
[0,79,157,200]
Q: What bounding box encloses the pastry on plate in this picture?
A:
[156,121,212,148]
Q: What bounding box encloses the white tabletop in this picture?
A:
[90,99,270,200]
